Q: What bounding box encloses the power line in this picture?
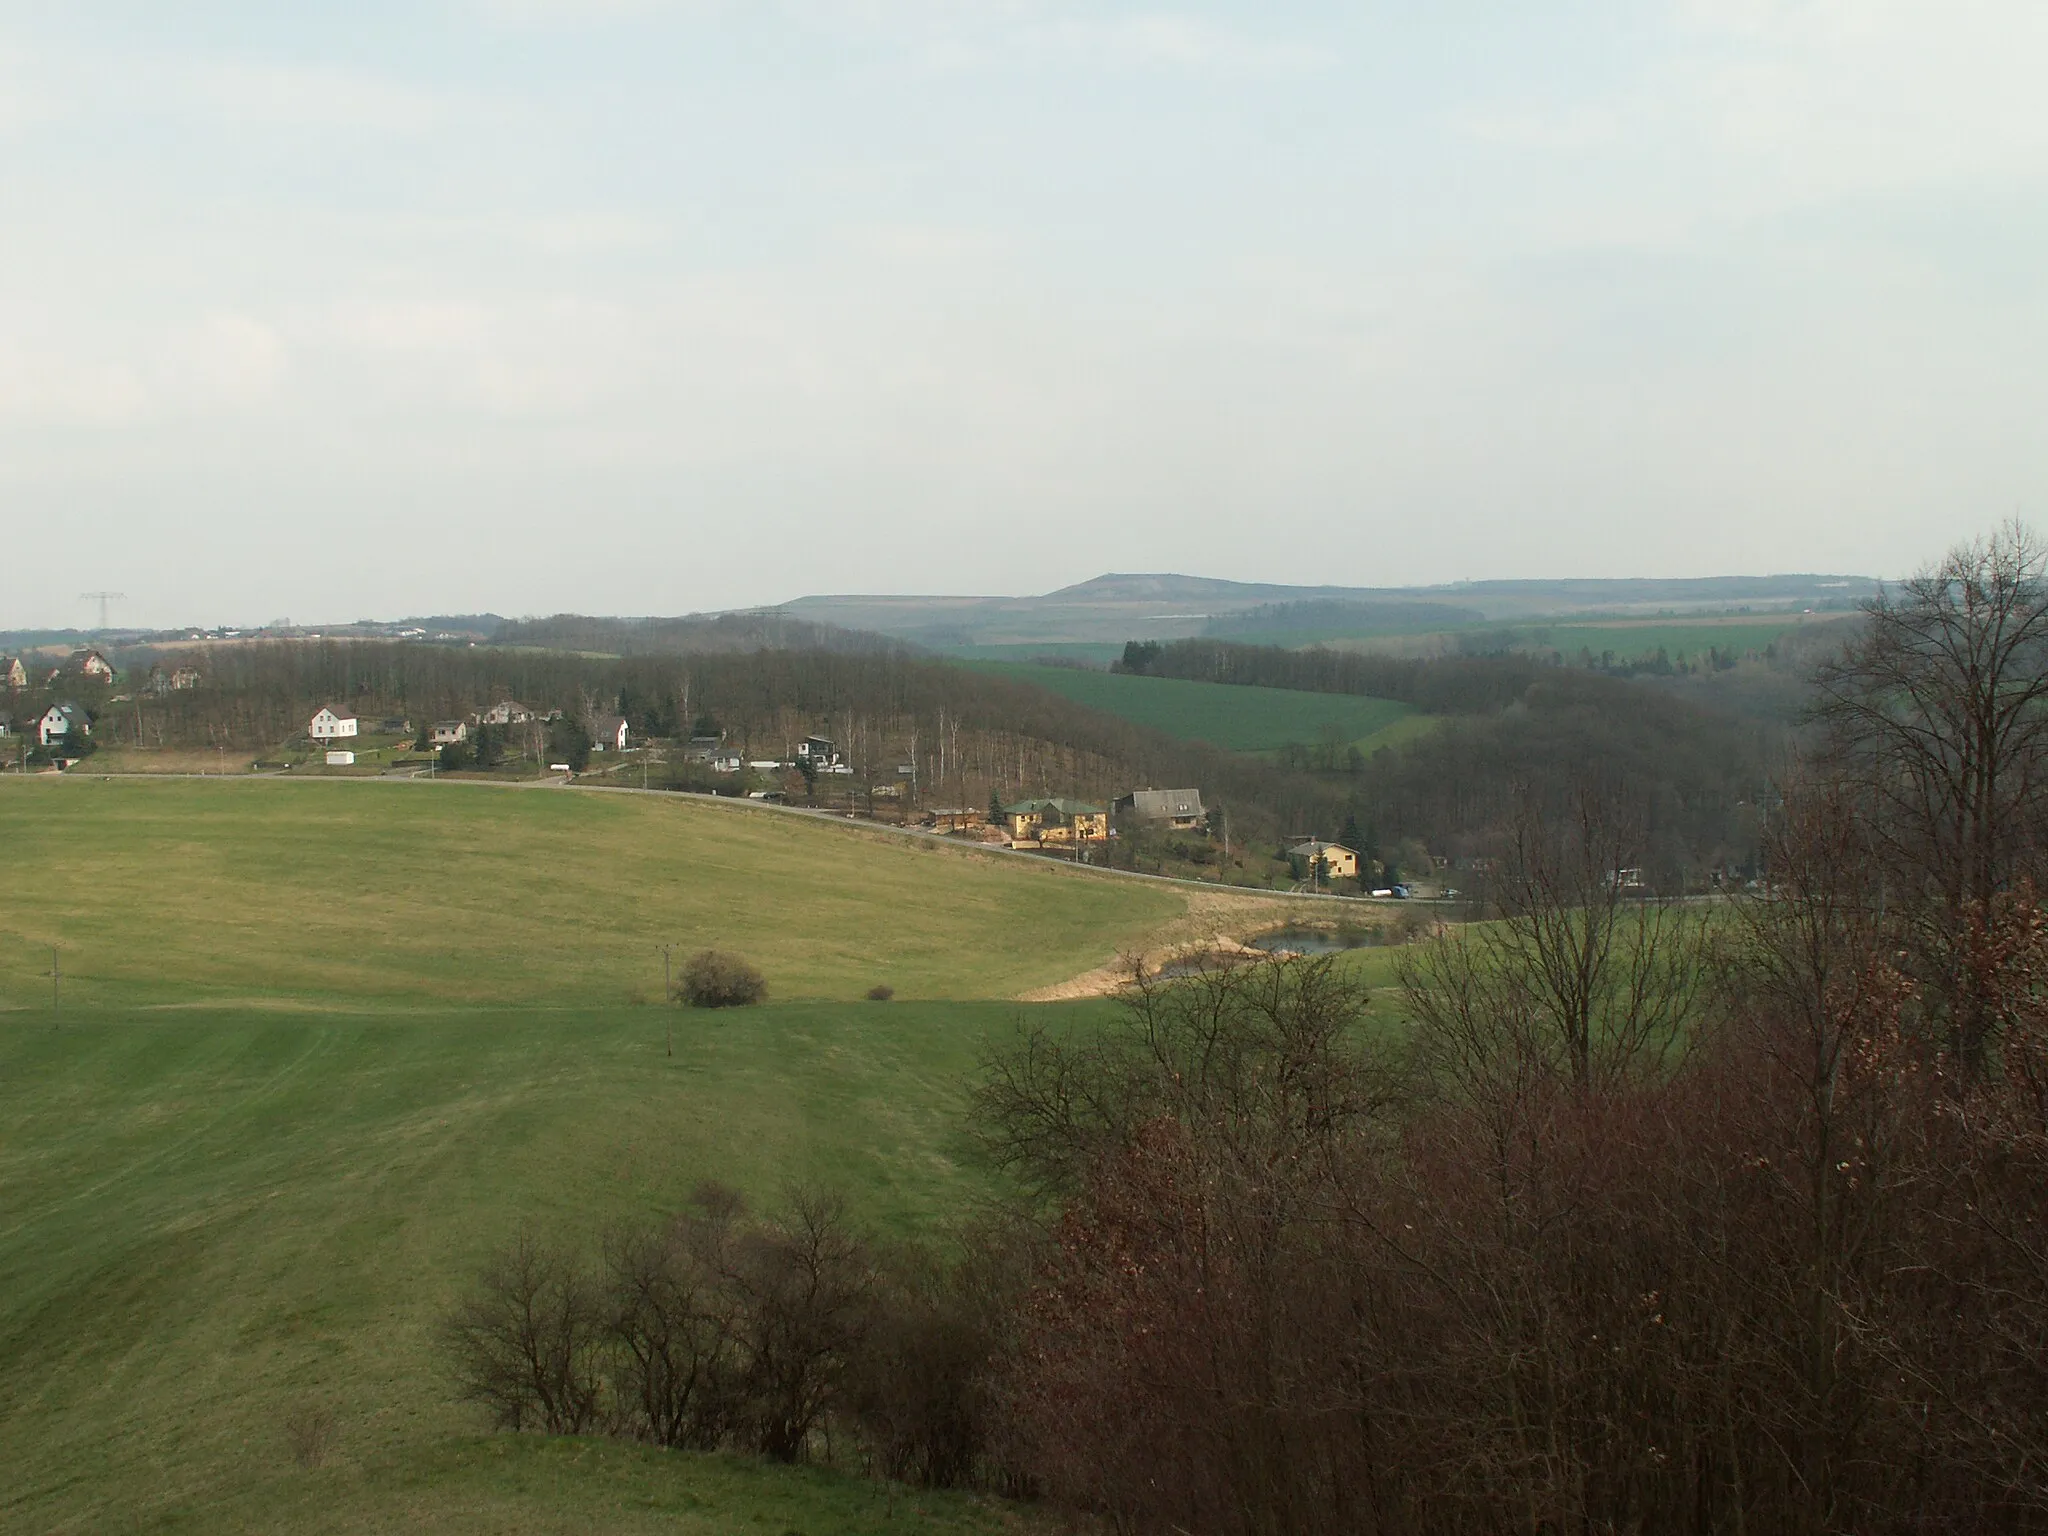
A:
[79,591,127,630]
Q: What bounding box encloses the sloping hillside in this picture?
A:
[0,778,1187,1007]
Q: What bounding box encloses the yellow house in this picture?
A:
[1004,797,1108,844]
[1290,840,1358,881]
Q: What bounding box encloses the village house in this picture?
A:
[39,702,91,749]
[793,735,843,768]
[170,667,201,690]
[924,807,987,834]
[431,720,469,746]
[1,656,25,688]
[1290,839,1359,881]
[0,711,12,737]
[479,700,534,726]
[711,752,745,773]
[66,649,116,682]
[1004,797,1109,845]
[1115,787,1208,831]
[309,705,359,742]
[592,716,630,752]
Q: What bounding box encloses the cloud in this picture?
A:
[1030,13,1334,74]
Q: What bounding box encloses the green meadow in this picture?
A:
[0,1000,1103,1533]
[0,777,1183,1009]
[964,661,1415,753]
[0,777,1220,1531]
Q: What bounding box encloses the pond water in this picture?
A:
[1151,928,1380,978]
[1246,926,1380,956]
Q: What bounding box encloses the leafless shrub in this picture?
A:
[679,950,767,1008]
[283,1402,337,1469]
[442,1233,604,1434]
[866,984,894,1002]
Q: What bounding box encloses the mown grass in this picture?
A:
[0,777,1185,1009]
[963,661,1414,753]
[0,998,1108,1532]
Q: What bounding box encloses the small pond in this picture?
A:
[1245,926,1380,956]
[1151,927,1380,979]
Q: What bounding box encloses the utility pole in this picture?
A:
[660,943,678,1054]
[79,591,126,631]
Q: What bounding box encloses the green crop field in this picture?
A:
[0,777,1234,1530]
[1480,618,1828,661]
[965,661,1415,753]
[0,777,1184,1009]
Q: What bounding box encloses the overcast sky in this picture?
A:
[2,2,2042,628]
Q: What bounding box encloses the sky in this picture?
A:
[1,1,2043,628]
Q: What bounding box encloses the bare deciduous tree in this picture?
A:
[1815,520,2048,1068]
[1400,778,1706,1094]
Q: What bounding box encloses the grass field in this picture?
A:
[0,777,1209,1529]
[0,777,1375,1530]
[0,999,1106,1533]
[0,777,1184,1009]
[965,661,1415,753]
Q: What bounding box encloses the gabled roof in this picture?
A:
[1125,788,1205,818]
[1004,797,1106,817]
[312,703,356,720]
[592,715,628,734]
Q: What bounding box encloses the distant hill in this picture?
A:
[772,572,1880,652]
[493,611,912,657]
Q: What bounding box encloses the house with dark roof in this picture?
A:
[38,702,91,748]
[592,716,629,752]
[1,656,25,688]
[48,649,115,686]
[1003,797,1108,845]
[1115,787,1207,831]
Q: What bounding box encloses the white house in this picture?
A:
[1,656,25,688]
[591,715,629,752]
[431,720,468,746]
[712,752,745,773]
[309,705,359,741]
[39,702,90,748]
[479,700,534,726]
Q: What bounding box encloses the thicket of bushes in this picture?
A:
[442,1183,999,1481]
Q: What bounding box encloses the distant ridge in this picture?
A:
[770,572,1881,652]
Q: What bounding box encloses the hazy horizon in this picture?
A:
[4,3,2042,628]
